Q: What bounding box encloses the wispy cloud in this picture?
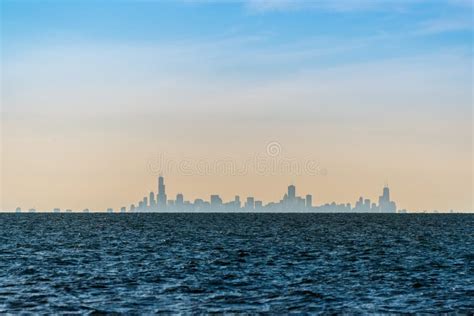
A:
[415,17,473,35]
[448,0,473,8]
[244,0,423,13]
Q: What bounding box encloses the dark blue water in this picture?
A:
[0,213,473,313]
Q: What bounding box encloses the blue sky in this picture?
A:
[2,0,472,67]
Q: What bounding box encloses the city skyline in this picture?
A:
[9,175,448,213]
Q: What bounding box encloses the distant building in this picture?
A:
[296,197,305,208]
[176,193,184,207]
[364,199,371,212]
[157,176,167,209]
[149,192,156,208]
[194,199,205,210]
[288,185,296,200]
[306,194,312,208]
[378,186,396,213]
[246,197,255,209]
[234,195,241,208]
[211,195,222,208]
[355,197,363,209]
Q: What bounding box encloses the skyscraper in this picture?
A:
[176,193,184,207]
[210,195,222,208]
[149,191,156,209]
[364,199,371,211]
[246,197,255,209]
[383,186,390,201]
[234,195,241,208]
[288,185,296,200]
[306,194,312,208]
[157,176,167,208]
[378,186,396,213]
[356,197,364,209]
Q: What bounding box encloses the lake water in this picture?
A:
[0,213,473,313]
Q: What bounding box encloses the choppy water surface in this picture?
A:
[0,213,473,313]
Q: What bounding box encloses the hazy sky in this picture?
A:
[1,0,473,211]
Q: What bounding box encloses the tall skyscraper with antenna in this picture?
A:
[157,176,167,208]
[378,186,396,213]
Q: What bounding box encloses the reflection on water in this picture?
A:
[0,213,473,313]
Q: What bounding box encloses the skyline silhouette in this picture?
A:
[10,176,413,213]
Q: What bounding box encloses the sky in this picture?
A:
[1,0,473,212]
